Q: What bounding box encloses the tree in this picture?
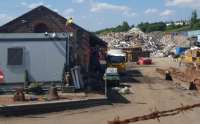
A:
[95,21,131,34]
[137,22,166,32]
[191,10,198,28]
[137,22,149,32]
[121,21,130,32]
[131,24,135,28]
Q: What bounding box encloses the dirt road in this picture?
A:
[1,58,200,124]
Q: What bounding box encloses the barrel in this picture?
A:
[176,47,188,55]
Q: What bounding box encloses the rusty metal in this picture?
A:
[48,85,59,100]
[13,88,26,102]
[108,103,200,124]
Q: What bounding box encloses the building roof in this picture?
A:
[0,6,107,47]
[0,6,65,33]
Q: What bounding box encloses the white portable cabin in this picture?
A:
[0,33,67,83]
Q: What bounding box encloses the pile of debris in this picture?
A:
[156,64,200,91]
[99,28,145,48]
[99,28,192,57]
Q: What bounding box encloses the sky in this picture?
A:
[0,0,199,31]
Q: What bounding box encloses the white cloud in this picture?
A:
[144,8,158,14]
[0,14,13,25]
[91,2,128,12]
[90,2,136,17]
[29,2,52,9]
[160,9,174,16]
[63,8,74,18]
[166,0,200,8]
[73,0,136,17]
[20,2,51,9]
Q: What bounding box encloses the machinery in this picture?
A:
[183,48,200,64]
[106,49,126,73]
[137,57,152,65]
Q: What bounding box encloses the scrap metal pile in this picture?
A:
[99,28,191,57]
[99,28,145,48]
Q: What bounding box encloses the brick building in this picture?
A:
[0,6,107,84]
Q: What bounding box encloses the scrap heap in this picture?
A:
[99,28,192,57]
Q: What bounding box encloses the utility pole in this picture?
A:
[66,17,73,72]
[62,18,73,91]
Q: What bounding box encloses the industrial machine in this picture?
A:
[106,49,126,73]
[183,48,200,64]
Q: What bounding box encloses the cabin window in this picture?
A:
[7,48,23,65]
[34,23,49,33]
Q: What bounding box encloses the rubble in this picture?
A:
[112,87,133,94]
[156,65,200,91]
[99,28,192,57]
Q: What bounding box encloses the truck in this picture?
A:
[106,49,126,73]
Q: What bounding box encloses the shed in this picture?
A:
[0,33,67,83]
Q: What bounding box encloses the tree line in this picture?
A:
[96,10,200,34]
[96,21,133,34]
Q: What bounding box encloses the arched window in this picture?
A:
[34,23,49,33]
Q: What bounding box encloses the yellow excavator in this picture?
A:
[183,49,200,64]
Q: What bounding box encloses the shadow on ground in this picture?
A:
[120,69,143,83]
[125,70,143,77]
[107,89,130,104]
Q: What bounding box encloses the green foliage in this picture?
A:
[138,10,200,32]
[192,21,200,30]
[137,22,166,33]
[191,10,198,28]
[28,82,44,95]
[96,21,130,34]
[96,10,200,34]
[165,26,191,32]
[121,21,130,32]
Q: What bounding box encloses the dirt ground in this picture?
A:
[1,57,200,124]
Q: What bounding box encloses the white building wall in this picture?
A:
[0,40,66,83]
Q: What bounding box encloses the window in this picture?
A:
[7,48,23,65]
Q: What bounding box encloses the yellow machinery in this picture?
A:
[183,49,200,64]
[107,49,126,73]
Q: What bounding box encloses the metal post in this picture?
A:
[62,33,70,91]
[63,18,73,91]
[105,73,107,97]
[66,33,70,72]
